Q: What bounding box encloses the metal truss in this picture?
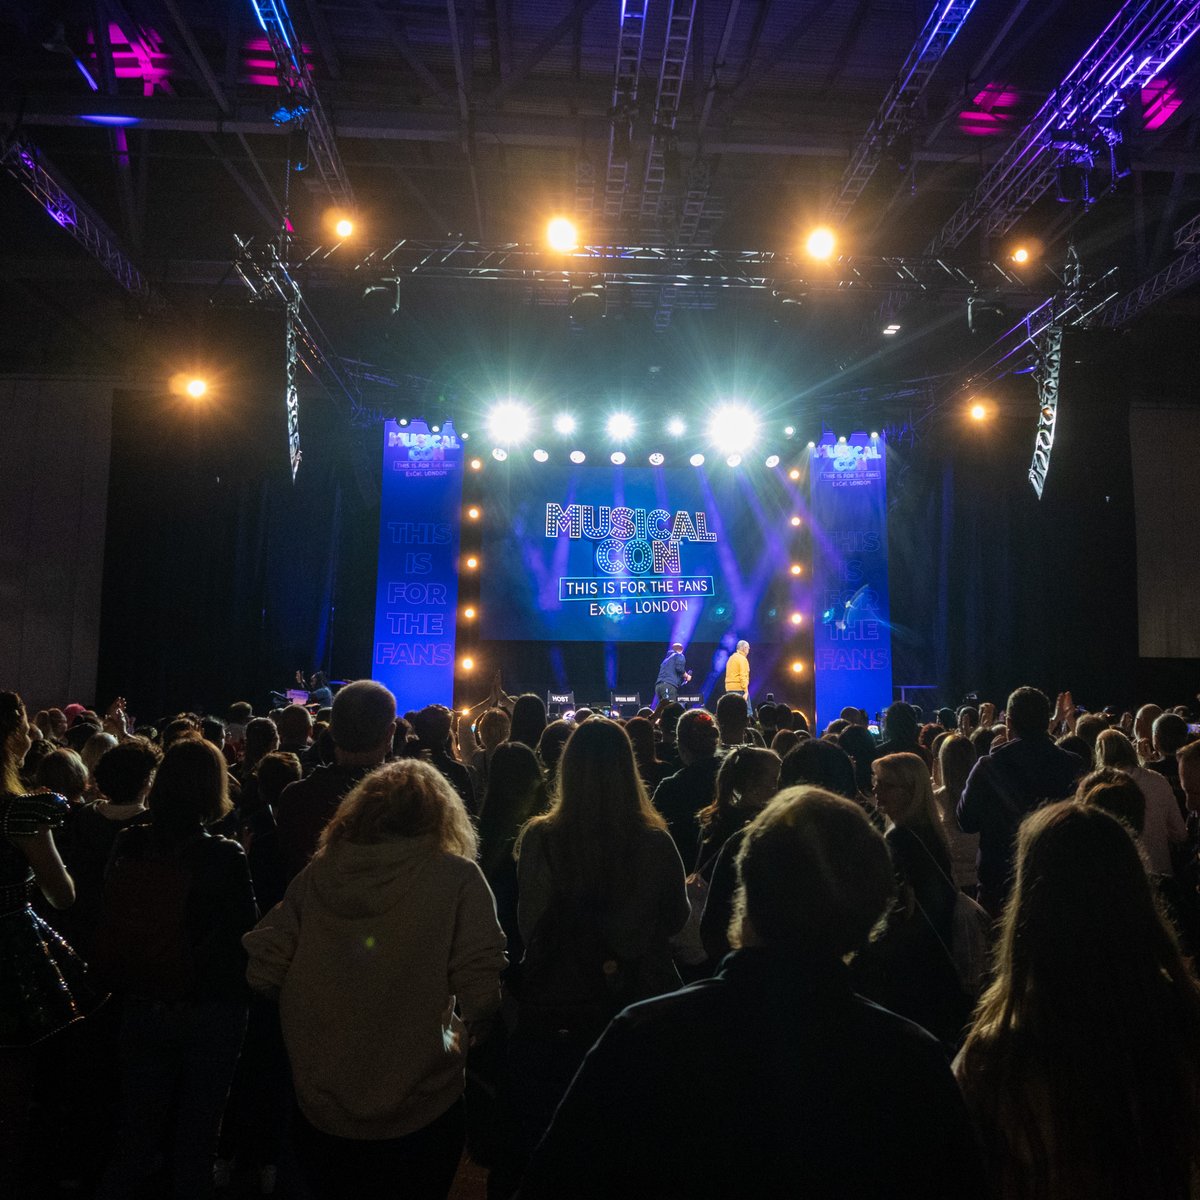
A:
[1093,235,1200,327]
[1,135,151,300]
[351,239,1026,294]
[927,0,1200,255]
[233,236,431,471]
[641,0,699,232]
[1028,324,1063,499]
[248,0,355,209]
[602,0,651,227]
[826,0,979,224]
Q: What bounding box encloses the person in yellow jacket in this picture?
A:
[724,640,751,714]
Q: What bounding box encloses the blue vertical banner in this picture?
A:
[810,431,893,731]
[371,420,464,713]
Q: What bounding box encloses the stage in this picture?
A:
[370,418,893,730]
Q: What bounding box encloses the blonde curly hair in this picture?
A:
[318,759,477,859]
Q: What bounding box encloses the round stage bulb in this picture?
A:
[469,458,482,471]
[553,413,576,436]
[491,447,508,461]
[185,378,207,399]
[784,425,795,437]
[1012,246,1030,264]
[648,452,665,466]
[666,417,686,437]
[547,217,578,252]
[467,507,480,520]
[837,435,847,444]
[791,660,805,674]
[461,657,475,671]
[533,448,549,462]
[790,612,803,625]
[790,516,802,528]
[569,450,586,464]
[726,454,742,467]
[463,607,476,620]
[398,418,409,426]
[486,401,531,445]
[461,432,470,440]
[870,431,879,439]
[790,564,802,576]
[806,441,816,449]
[970,403,987,421]
[611,451,626,465]
[335,218,353,239]
[805,227,835,259]
[607,412,635,441]
[466,556,478,569]
[788,468,801,481]
[708,405,758,453]
[689,453,705,467]
[765,455,780,469]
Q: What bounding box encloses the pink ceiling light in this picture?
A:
[241,37,314,88]
[85,23,171,96]
[959,82,1021,137]
[1142,78,1182,130]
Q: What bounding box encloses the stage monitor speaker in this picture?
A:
[546,690,575,718]
[611,692,641,718]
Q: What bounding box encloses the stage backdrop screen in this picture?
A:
[480,463,793,644]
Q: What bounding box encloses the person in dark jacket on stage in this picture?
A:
[653,643,691,706]
[517,786,985,1199]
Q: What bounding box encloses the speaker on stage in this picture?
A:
[610,692,641,718]
[546,691,575,718]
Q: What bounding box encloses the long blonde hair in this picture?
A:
[319,759,477,859]
[518,717,665,898]
[958,802,1200,1199]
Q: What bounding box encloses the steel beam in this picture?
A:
[826,0,979,224]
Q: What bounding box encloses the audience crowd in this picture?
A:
[3,679,1200,1199]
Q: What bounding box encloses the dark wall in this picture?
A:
[889,328,1140,712]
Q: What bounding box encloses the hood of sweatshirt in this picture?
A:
[305,834,449,920]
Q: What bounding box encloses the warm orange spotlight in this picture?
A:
[788,468,801,481]
[805,227,836,259]
[790,564,803,576]
[461,657,475,672]
[469,458,483,471]
[790,516,802,527]
[790,660,805,674]
[467,506,480,520]
[790,612,803,625]
[465,556,478,569]
[970,402,988,422]
[463,607,476,620]
[185,378,207,399]
[1011,246,1030,264]
[335,218,354,239]
[547,217,578,252]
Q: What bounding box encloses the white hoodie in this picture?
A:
[244,834,506,1139]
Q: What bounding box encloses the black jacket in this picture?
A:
[517,947,985,1199]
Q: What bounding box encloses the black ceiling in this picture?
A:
[3,0,1200,384]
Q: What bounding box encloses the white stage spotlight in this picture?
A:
[611,451,626,465]
[570,450,586,464]
[648,452,665,466]
[533,448,549,462]
[765,454,780,468]
[666,416,686,437]
[553,413,576,436]
[707,405,759,453]
[491,447,508,461]
[726,453,743,467]
[607,412,635,441]
[486,401,531,445]
[689,453,705,467]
